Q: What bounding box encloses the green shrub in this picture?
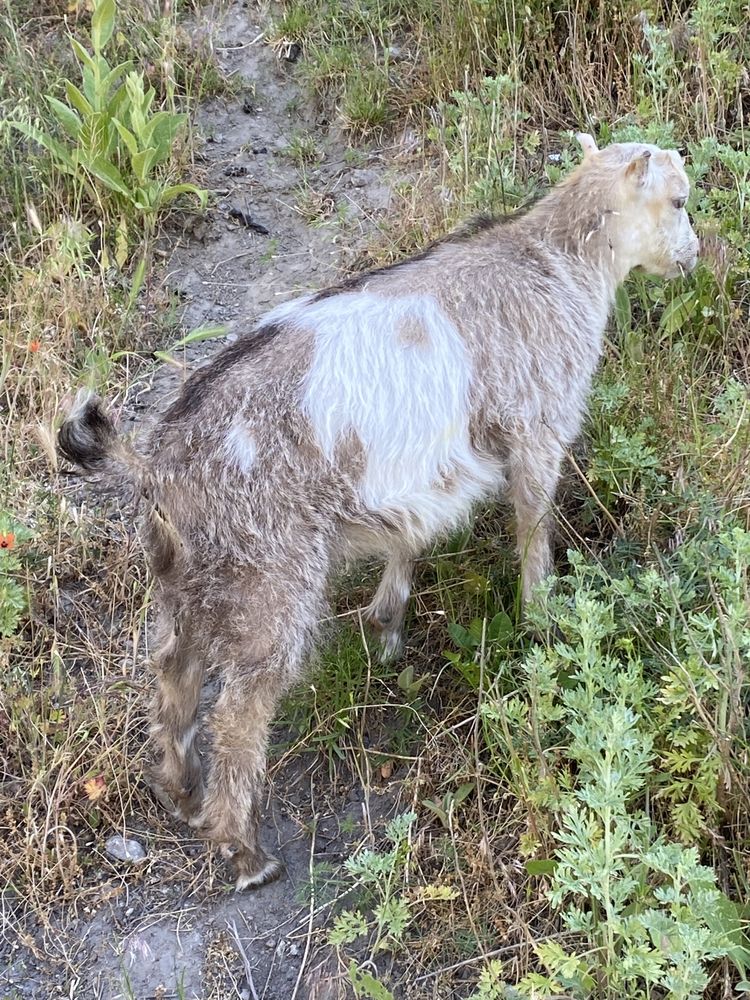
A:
[7,0,205,250]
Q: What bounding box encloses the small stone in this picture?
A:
[104,835,147,863]
[350,168,378,188]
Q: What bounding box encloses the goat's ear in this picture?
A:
[626,149,652,187]
[576,132,599,161]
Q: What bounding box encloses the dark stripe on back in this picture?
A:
[312,204,538,302]
[164,322,285,422]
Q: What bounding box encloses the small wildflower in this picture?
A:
[83,775,107,802]
[28,340,40,353]
[0,532,14,550]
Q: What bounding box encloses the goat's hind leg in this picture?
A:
[190,675,282,890]
[366,549,414,661]
[190,565,325,890]
[150,610,205,822]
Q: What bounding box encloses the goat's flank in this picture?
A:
[58,135,699,889]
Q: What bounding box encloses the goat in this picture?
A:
[58,134,699,889]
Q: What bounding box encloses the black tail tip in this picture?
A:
[58,392,117,470]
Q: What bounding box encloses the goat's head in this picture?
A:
[576,134,700,280]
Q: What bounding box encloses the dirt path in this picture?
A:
[166,2,396,337]
[9,5,414,999]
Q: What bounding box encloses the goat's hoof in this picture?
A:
[233,849,283,891]
[149,767,204,822]
[151,782,191,822]
[155,785,204,824]
[378,631,404,664]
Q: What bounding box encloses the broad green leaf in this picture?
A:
[95,54,111,82]
[8,121,76,170]
[488,611,513,642]
[89,156,131,196]
[143,85,156,117]
[107,82,130,123]
[450,782,474,805]
[447,621,477,650]
[160,184,208,208]
[91,0,116,54]
[112,119,138,157]
[703,892,750,978]
[71,38,97,73]
[525,859,558,876]
[65,82,93,118]
[81,64,97,107]
[46,96,81,140]
[659,288,698,336]
[101,60,134,97]
[132,147,157,184]
[142,110,186,159]
[396,663,428,696]
[422,798,448,826]
[614,283,631,334]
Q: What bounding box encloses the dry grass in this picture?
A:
[3,0,750,996]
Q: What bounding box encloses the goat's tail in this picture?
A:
[59,391,181,573]
[58,390,145,485]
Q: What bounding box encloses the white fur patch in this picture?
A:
[296,292,505,547]
[235,856,282,891]
[224,422,257,472]
[176,723,198,759]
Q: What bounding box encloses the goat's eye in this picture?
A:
[672,197,686,209]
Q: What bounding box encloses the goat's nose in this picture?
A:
[680,253,699,275]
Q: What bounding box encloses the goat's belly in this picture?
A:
[359,450,506,549]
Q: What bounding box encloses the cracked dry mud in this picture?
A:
[7,4,420,998]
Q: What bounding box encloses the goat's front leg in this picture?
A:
[366,550,414,661]
[508,431,565,603]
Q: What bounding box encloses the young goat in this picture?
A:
[59,135,699,889]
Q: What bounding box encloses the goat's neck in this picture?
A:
[526,187,628,297]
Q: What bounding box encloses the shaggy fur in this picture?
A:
[58,135,699,889]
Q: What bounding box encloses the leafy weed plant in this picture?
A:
[7,0,206,256]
